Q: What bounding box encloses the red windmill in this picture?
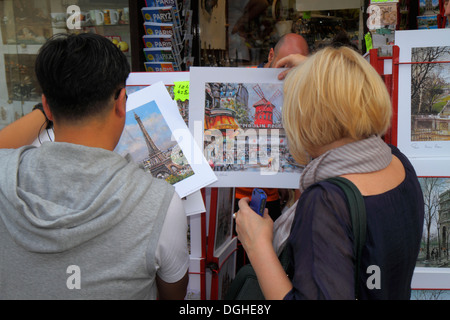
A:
[252,85,282,128]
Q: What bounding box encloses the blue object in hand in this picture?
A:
[249,188,267,217]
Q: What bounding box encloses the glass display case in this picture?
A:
[0,0,131,129]
[197,0,366,67]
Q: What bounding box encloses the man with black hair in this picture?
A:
[0,33,189,300]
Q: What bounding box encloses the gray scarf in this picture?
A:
[299,135,392,192]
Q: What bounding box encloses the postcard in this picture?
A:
[142,5,182,34]
[144,22,182,46]
[143,47,181,67]
[395,29,450,176]
[146,0,179,10]
[188,67,303,189]
[115,81,217,198]
[142,6,177,24]
[144,62,179,72]
[143,34,177,50]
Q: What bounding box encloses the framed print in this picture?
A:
[206,236,237,300]
[207,187,235,258]
[395,29,450,176]
[215,237,237,300]
[411,177,450,291]
[115,81,217,198]
[189,67,304,189]
[411,289,450,300]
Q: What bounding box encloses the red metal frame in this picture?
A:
[369,45,400,146]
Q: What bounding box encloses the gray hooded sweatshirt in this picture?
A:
[0,142,174,299]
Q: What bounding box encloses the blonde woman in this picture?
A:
[235,46,424,300]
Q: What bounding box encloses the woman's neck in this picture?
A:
[309,137,357,159]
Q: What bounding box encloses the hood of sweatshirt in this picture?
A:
[0,142,165,254]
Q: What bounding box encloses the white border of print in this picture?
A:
[189,67,302,188]
[126,71,189,86]
[412,268,450,290]
[119,81,217,198]
[395,29,450,176]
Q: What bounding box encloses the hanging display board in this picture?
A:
[395,29,450,176]
[389,28,450,296]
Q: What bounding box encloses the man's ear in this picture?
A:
[267,48,275,64]
[41,94,54,121]
[114,88,127,118]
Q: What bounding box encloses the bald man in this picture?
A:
[264,33,309,68]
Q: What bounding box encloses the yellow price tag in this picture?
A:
[364,32,373,52]
[173,81,190,102]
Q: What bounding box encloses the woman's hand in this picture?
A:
[235,197,293,299]
[275,53,308,80]
[235,197,274,255]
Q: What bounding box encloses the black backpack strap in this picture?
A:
[326,177,367,299]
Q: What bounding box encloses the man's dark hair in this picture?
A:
[35,33,130,122]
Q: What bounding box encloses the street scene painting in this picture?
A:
[412,177,450,300]
[410,46,450,142]
[189,66,304,188]
[203,81,299,173]
[417,177,450,269]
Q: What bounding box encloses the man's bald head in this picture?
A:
[265,33,309,68]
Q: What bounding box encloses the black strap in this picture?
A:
[326,177,367,299]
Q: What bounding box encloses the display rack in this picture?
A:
[370,34,450,296]
[136,0,193,72]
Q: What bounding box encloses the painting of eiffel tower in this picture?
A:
[133,111,185,179]
[116,101,194,184]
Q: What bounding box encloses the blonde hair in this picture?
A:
[282,46,392,165]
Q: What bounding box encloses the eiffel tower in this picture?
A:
[134,112,182,179]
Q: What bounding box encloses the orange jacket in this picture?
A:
[235,187,279,202]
